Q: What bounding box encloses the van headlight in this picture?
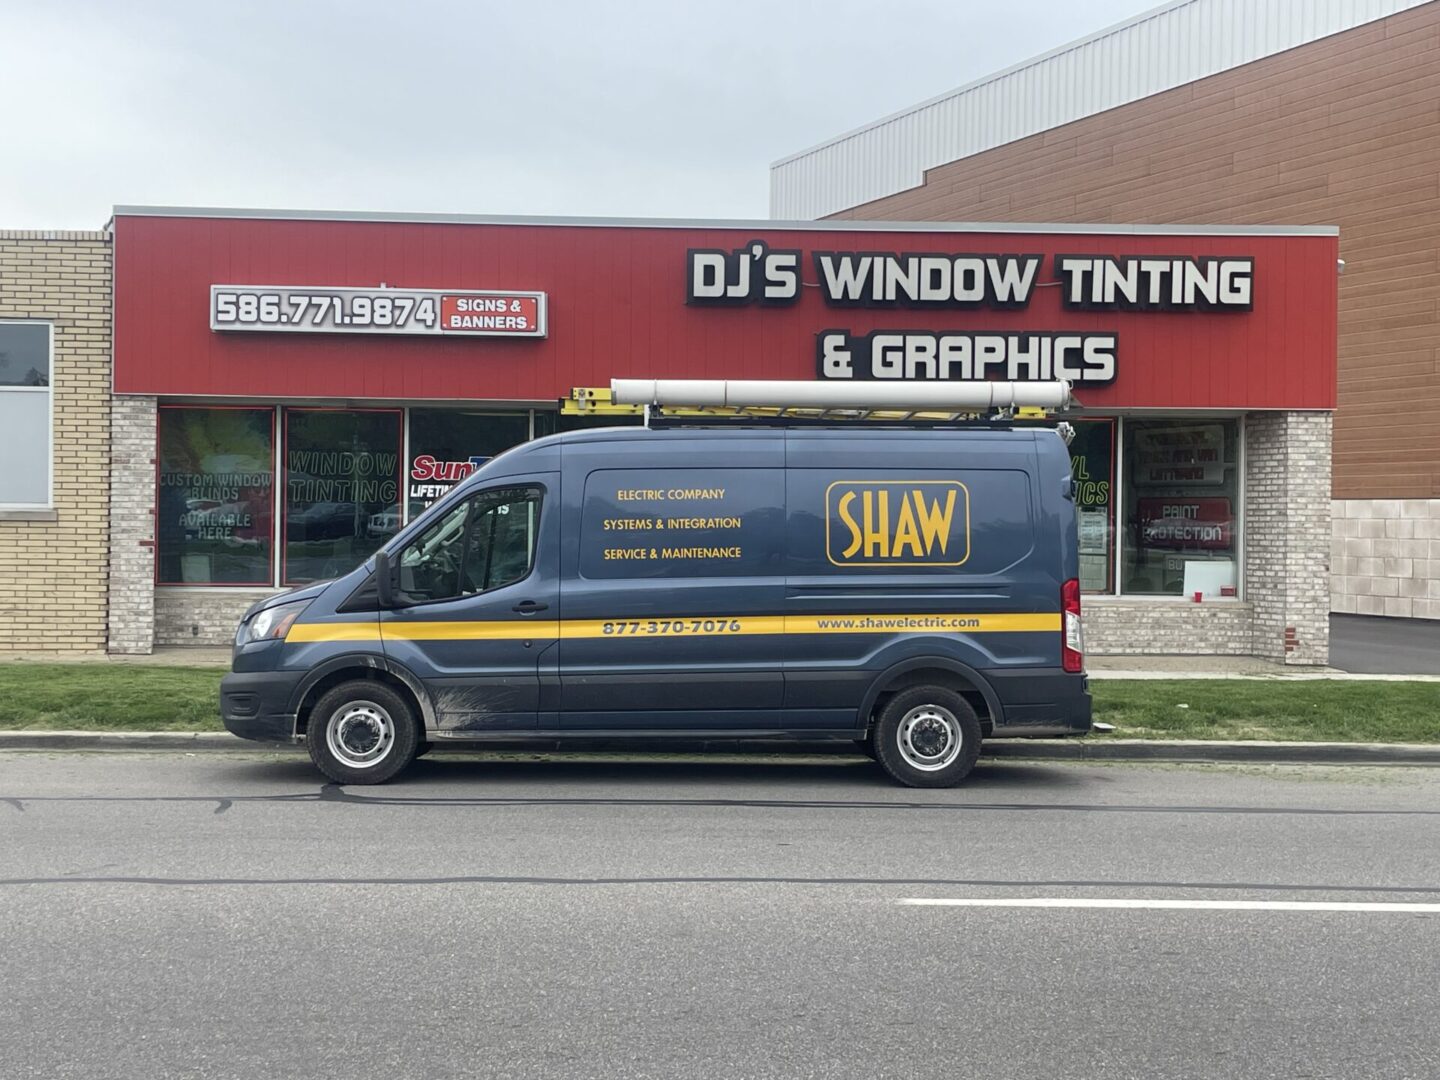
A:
[237,600,312,645]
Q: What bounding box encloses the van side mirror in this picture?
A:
[374,549,396,609]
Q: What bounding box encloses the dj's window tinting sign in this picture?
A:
[685,244,1256,385]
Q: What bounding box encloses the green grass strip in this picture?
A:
[1092,678,1440,743]
[0,663,1436,742]
[0,663,227,731]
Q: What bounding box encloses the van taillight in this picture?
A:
[1061,577,1083,674]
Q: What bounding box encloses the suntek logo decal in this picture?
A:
[826,481,970,567]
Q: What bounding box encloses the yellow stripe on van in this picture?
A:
[286,613,1059,643]
[284,623,384,643]
[381,621,561,642]
[788,613,1060,635]
[558,616,788,639]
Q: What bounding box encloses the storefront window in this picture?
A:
[1068,419,1115,594]
[406,409,531,519]
[1121,419,1240,597]
[156,407,275,585]
[283,408,402,585]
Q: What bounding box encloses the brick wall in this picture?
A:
[1331,498,1440,618]
[107,395,157,652]
[0,232,111,653]
[155,587,277,647]
[1282,413,1333,662]
[1086,600,1255,656]
[1244,412,1333,663]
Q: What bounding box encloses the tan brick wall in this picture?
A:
[0,231,111,653]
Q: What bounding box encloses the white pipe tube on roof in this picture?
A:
[611,378,1073,411]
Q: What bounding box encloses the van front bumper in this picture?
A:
[220,670,306,743]
[986,668,1092,737]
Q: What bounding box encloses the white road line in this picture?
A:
[898,898,1440,912]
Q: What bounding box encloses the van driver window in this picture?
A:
[398,487,541,602]
[460,488,540,594]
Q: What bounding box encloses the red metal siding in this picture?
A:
[112,215,1337,410]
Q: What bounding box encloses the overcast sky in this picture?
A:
[3,0,1154,229]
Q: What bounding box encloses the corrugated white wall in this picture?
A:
[770,0,1431,220]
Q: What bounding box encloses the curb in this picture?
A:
[0,731,294,751]
[980,738,1440,765]
[2,730,1439,765]
[1086,670,1440,682]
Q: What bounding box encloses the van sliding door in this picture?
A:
[557,437,786,731]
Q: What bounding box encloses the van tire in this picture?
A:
[872,686,982,788]
[306,680,421,785]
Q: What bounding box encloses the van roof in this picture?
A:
[460,421,1054,498]
[533,423,1045,447]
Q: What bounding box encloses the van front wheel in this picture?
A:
[872,687,982,788]
[307,680,420,785]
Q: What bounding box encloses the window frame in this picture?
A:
[280,405,405,588]
[153,404,279,587]
[1113,414,1246,601]
[1068,416,1117,596]
[0,320,54,511]
[393,483,545,607]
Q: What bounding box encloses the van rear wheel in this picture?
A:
[306,680,420,785]
[872,686,982,788]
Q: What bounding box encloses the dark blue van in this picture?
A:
[221,422,1091,786]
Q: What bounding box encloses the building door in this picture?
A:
[379,476,559,733]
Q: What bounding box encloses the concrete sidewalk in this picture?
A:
[3,729,1438,766]
[1087,655,1440,680]
[1330,613,1440,676]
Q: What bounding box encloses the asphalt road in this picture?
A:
[1330,613,1440,674]
[3,751,1439,1079]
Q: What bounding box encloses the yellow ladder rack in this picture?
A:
[562,386,1053,423]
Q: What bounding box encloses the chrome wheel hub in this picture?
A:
[897,705,963,772]
[326,701,395,769]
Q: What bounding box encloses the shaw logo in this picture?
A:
[825,480,969,567]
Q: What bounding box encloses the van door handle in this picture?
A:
[512,600,549,615]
